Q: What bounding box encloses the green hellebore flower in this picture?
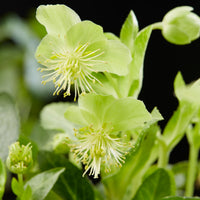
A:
[6,142,33,174]
[162,6,200,45]
[64,94,152,178]
[35,5,131,100]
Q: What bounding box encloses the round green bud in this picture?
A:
[53,133,70,154]
[6,142,33,174]
[162,6,200,45]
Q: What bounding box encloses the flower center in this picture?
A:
[72,125,128,178]
[38,43,104,100]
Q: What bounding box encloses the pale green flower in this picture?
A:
[35,5,131,100]
[64,94,152,178]
[162,6,200,45]
[6,142,32,174]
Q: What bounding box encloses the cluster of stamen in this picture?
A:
[71,125,128,178]
[37,43,104,100]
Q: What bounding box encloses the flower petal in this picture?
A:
[35,34,70,67]
[86,40,132,75]
[36,5,81,35]
[104,97,152,131]
[78,94,115,124]
[66,20,105,48]
[64,105,88,126]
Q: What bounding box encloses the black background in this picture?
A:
[1,0,200,162]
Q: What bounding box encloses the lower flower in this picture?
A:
[71,125,130,178]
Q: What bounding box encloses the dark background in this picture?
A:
[1,0,200,162]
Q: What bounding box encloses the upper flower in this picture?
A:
[35,5,131,100]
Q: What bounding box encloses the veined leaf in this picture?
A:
[0,159,6,199]
[133,169,174,200]
[103,125,158,200]
[25,167,65,200]
[162,197,200,200]
[38,151,95,200]
[0,93,20,161]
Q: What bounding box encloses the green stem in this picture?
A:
[18,173,24,188]
[151,22,163,30]
[157,137,169,168]
[185,145,198,197]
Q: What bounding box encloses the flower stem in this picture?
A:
[185,144,198,197]
[152,22,163,30]
[18,173,24,188]
[158,137,169,168]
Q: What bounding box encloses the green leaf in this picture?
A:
[120,10,139,52]
[133,169,173,200]
[174,72,185,92]
[161,197,200,200]
[104,97,152,131]
[171,161,188,194]
[118,25,152,98]
[174,72,200,106]
[162,103,197,150]
[11,177,24,198]
[0,93,20,161]
[103,126,158,200]
[36,5,81,35]
[38,151,95,200]
[21,185,32,200]
[25,167,65,200]
[44,190,63,200]
[0,159,6,199]
[128,25,152,97]
[40,102,76,140]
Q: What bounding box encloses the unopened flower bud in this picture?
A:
[6,142,32,174]
[53,134,70,154]
[162,6,200,45]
